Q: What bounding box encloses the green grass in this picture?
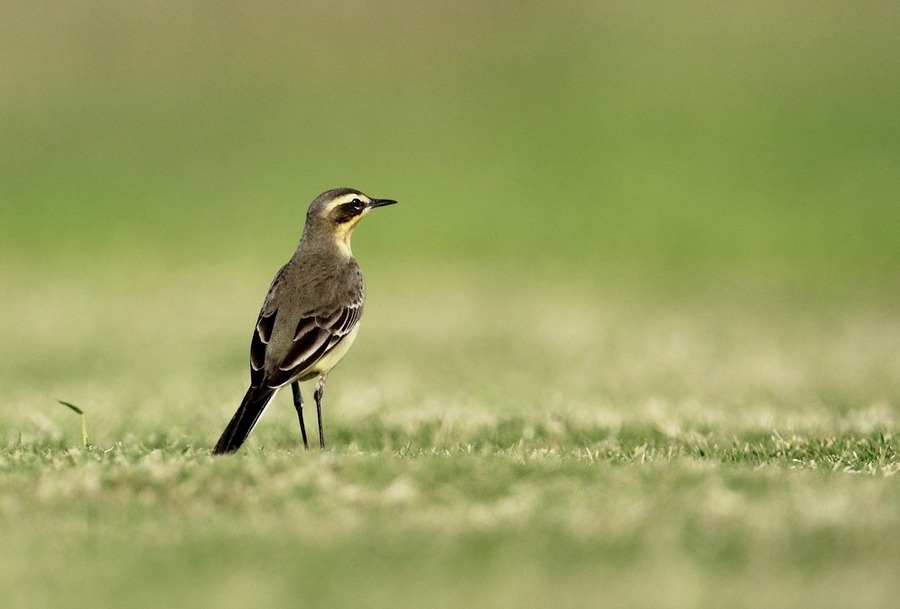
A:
[2,425,899,609]
[2,272,899,608]
[3,2,900,608]
[3,2,900,281]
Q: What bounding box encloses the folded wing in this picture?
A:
[249,298,363,389]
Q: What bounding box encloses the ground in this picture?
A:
[1,271,898,608]
[2,3,900,607]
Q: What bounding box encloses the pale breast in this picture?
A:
[298,323,362,381]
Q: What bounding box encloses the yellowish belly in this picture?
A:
[299,323,361,381]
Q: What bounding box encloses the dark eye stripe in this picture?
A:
[333,200,364,224]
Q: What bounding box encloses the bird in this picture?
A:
[213,187,397,454]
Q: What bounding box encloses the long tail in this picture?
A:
[213,386,277,454]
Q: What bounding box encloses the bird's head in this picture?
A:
[303,188,397,253]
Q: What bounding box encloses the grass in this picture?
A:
[2,423,898,609]
[57,400,89,447]
[3,2,900,607]
[3,421,899,607]
[3,2,900,280]
[2,271,899,608]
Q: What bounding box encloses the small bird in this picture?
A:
[213,188,397,454]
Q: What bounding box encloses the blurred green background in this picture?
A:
[3,4,900,609]
[3,1,899,288]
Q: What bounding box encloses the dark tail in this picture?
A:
[213,386,277,454]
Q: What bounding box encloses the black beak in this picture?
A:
[369,198,398,209]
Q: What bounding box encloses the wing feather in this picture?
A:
[249,262,364,388]
[279,299,362,375]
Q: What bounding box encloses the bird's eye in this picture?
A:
[350,198,363,211]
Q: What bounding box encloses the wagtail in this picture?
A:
[213,188,397,454]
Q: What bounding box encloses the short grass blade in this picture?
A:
[57,400,88,448]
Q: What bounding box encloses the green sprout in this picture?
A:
[58,400,88,448]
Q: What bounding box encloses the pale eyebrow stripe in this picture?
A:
[324,194,369,213]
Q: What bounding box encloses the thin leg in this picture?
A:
[314,374,328,450]
[291,381,309,450]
